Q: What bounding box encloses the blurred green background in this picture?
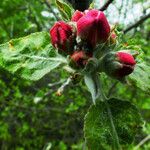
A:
[0,0,150,149]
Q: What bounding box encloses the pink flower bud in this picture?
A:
[71,10,84,22]
[115,51,136,77]
[100,51,136,79]
[50,21,74,54]
[117,51,136,66]
[111,32,117,39]
[70,51,92,68]
[77,9,110,48]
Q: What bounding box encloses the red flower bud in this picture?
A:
[100,51,136,79]
[115,51,136,77]
[117,51,136,66]
[111,32,117,39]
[71,10,84,22]
[70,51,92,68]
[77,9,110,48]
[50,21,74,54]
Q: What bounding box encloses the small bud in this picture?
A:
[100,51,136,79]
[50,21,75,54]
[106,25,117,45]
[77,9,110,48]
[106,31,117,46]
[110,31,117,44]
[71,10,84,22]
[70,50,92,68]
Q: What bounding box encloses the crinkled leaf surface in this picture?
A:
[84,98,143,150]
[0,31,67,81]
[129,63,150,94]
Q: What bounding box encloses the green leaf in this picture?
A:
[56,0,74,20]
[0,31,67,81]
[129,63,150,94]
[89,2,95,9]
[84,98,143,150]
[84,73,101,104]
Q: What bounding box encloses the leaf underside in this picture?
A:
[0,32,64,81]
[84,73,101,104]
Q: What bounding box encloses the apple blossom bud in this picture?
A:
[100,51,136,79]
[70,51,92,68]
[110,31,117,44]
[77,9,110,48]
[50,21,75,54]
[71,10,84,22]
[106,31,117,46]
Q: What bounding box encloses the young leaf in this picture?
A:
[84,73,101,104]
[56,0,74,20]
[129,63,150,94]
[0,31,67,81]
[84,98,143,149]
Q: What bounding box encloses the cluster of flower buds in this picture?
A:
[50,9,111,66]
[50,9,136,79]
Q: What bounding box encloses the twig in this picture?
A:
[134,135,150,150]
[123,12,150,34]
[56,77,72,96]
[43,79,66,97]
[99,0,114,11]
[44,0,61,21]
[48,79,66,87]
[63,66,76,74]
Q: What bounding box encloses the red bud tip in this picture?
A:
[71,10,84,22]
[115,52,136,77]
[50,21,74,53]
[117,52,136,66]
[77,9,110,48]
[71,51,92,67]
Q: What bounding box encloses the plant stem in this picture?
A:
[99,78,121,150]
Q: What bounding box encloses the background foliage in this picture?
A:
[0,0,150,149]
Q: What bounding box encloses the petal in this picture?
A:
[85,9,99,17]
[117,52,136,65]
[71,10,84,22]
